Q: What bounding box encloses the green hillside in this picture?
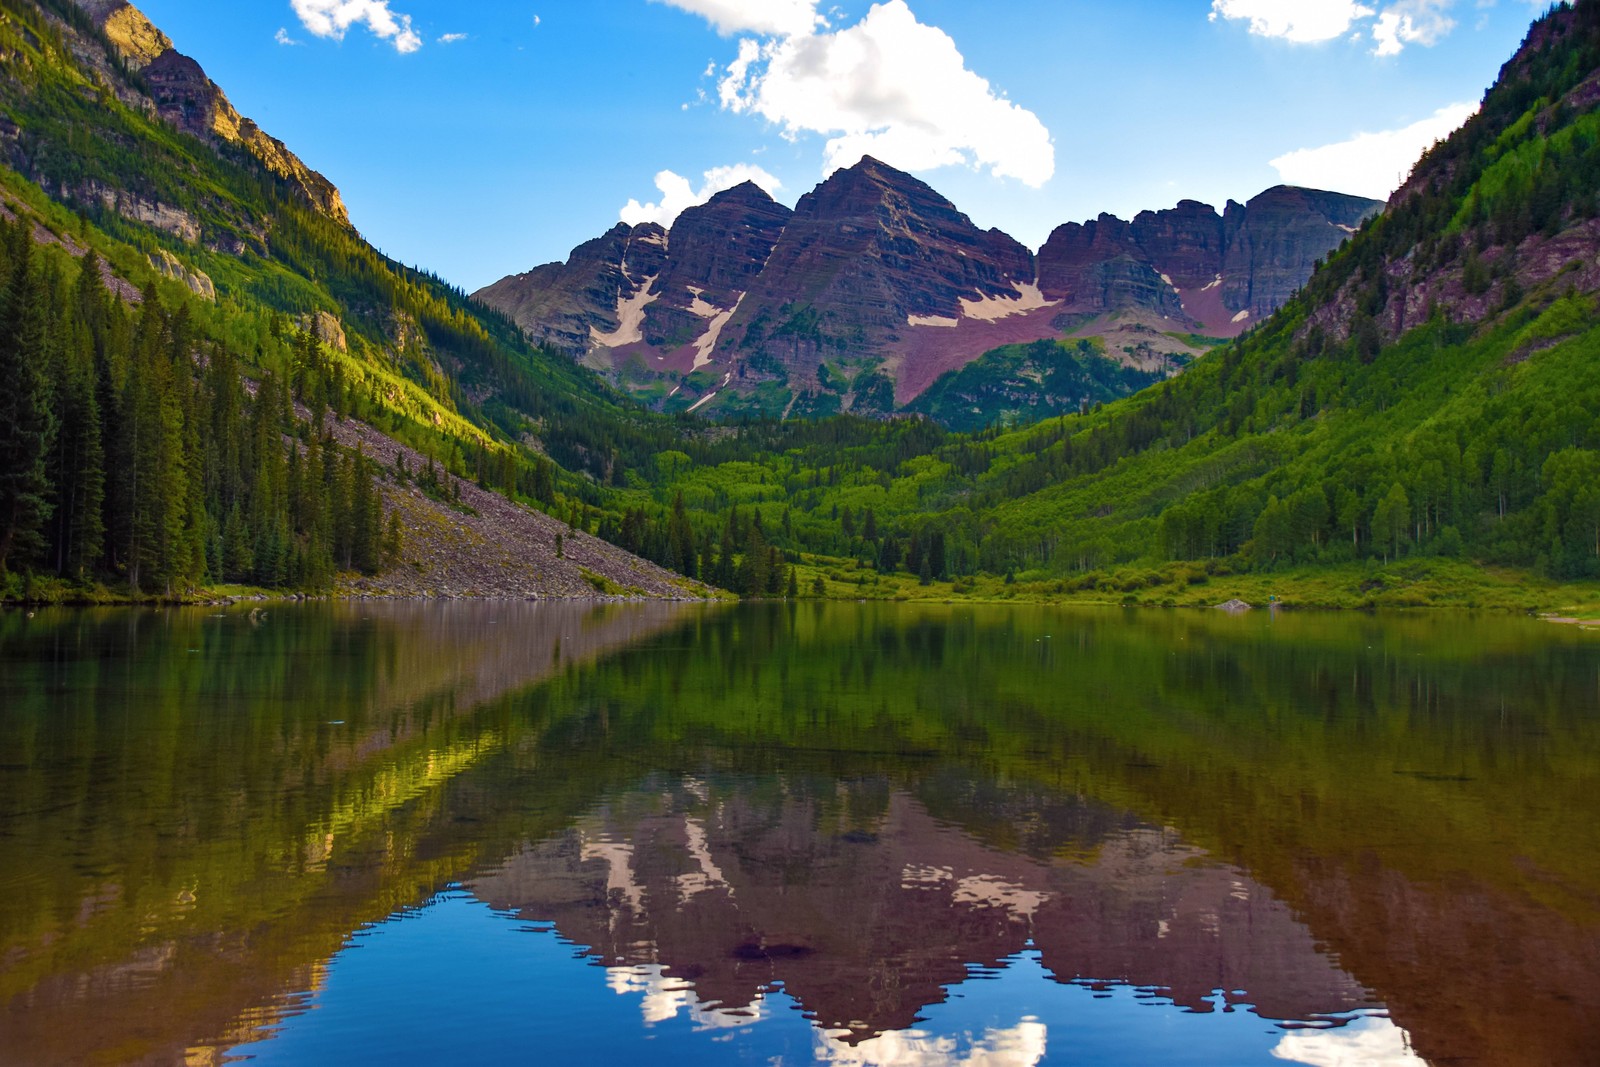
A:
[904,338,1168,433]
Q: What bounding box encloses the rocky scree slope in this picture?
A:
[322,413,711,601]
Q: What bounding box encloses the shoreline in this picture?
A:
[6,554,1598,619]
[5,588,1599,624]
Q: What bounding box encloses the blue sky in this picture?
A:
[129,0,1545,291]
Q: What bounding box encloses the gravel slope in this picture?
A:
[321,415,715,601]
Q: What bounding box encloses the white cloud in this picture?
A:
[1209,0,1377,43]
[619,164,784,228]
[289,0,423,54]
[1211,0,1463,54]
[437,32,468,44]
[814,1018,1048,1067]
[1372,0,1456,56]
[274,27,301,45]
[1272,1014,1427,1067]
[651,0,824,37]
[1269,101,1477,199]
[714,0,1054,186]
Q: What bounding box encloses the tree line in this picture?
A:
[0,221,391,596]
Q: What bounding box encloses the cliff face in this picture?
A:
[1034,213,1187,320]
[70,0,349,227]
[1038,186,1383,335]
[476,165,1383,418]
[473,222,670,356]
[657,180,792,308]
[706,157,1050,409]
[1221,186,1380,318]
[728,156,1035,331]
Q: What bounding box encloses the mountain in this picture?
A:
[1,0,671,488]
[7,0,1597,607]
[473,181,793,379]
[475,159,1381,421]
[586,0,1600,603]
[0,0,712,602]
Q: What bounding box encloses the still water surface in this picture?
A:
[1,602,1598,1065]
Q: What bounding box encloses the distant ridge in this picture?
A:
[475,158,1381,421]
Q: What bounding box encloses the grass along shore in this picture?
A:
[7,555,1599,620]
[788,555,1600,618]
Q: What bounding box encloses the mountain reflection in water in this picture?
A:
[473,780,1372,1044]
[1,601,1597,1065]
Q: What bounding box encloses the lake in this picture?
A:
[1,601,1597,1065]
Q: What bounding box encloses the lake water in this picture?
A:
[1,601,1598,1066]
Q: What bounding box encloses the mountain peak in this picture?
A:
[825,154,920,191]
[72,0,170,68]
[704,180,779,208]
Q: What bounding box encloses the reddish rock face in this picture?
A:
[1036,214,1185,320]
[1039,187,1382,335]
[472,223,668,355]
[473,184,792,366]
[1132,199,1228,288]
[734,156,1033,326]
[688,157,1043,409]
[657,181,792,310]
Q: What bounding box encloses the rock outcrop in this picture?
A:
[1035,213,1186,320]
[148,248,214,300]
[715,156,1043,406]
[658,180,792,307]
[1221,186,1381,319]
[1300,4,1600,355]
[1038,186,1383,335]
[69,0,349,227]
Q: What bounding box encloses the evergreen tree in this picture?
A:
[49,257,106,577]
[668,492,696,580]
[0,219,55,577]
[384,510,404,569]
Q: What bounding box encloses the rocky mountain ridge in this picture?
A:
[71,0,349,226]
[475,159,1382,419]
[473,180,795,375]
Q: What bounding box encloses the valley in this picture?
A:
[0,0,1597,614]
